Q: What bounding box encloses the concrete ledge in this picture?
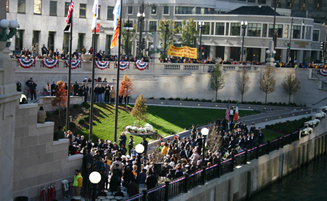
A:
[68,154,83,161]
[36,121,54,128]
[18,103,39,109]
[53,138,69,146]
[40,96,83,112]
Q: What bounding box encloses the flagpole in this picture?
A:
[66,4,73,132]
[89,26,97,141]
[114,0,123,143]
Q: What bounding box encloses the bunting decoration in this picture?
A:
[42,59,59,69]
[319,69,327,76]
[135,60,149,71]
[115,61,130,70]
[65,60,81,69]
[18,58,35,68]
[95,61,110,70]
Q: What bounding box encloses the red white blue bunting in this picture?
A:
[18,58,35,68]
[95,61,110,70]
[65,60,81,69]
[319,69,327,76]
[135,60,149,71]
[115,61,130,70]
[42,59,59,69]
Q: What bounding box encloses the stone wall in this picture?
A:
[169,116,327,201]
[39,96,84,112]
[13,103,83,200]
[14,60,327,108]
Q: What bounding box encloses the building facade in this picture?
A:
[5,0,327,64]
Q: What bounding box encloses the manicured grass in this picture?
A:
[76,104,259,145]
[261,129,283,142]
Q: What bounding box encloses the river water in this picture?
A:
[250,155,327,201]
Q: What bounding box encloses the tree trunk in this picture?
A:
[241,93,244,103]
[138,118,140,128]
[58,105,60,118]
[215,90,218,102]
[265,92,268,104]
[289,93,291,104]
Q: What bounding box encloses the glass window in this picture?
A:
[78,33,85,53]
[262,24,267,37]
[151,6,157,14]
[231,23,241,36]
[284,24,289,38]
[314,0,322,10]
[49,1,57,16]
[32,31,40,47]
[64,2,70,17]
[313,30,319,41]
[226,23,229,35]
[149,21,157,32]
[18,0,26,13]
[175,22,182,34]
[287,0,294,9]
[300,0,308,10]
[247,23,261,37]
[305,26,312,40]
[80,4,86,18]
[107,7,114,20]
[105,35,112,55]
[48,32,55,52]
[292,25,301,39]
[164,6,169,15]
[302,26,305,39]
[34,0,42,14]
[215,22,224,35]
[63,32,70,53]
[15,30,24,51]
[269,24,283,38]
[200,22,210,35]
[261,0,266,3]
[175,6,195,14]
[98,5,101,19]
[248,0,255,2]
[211,22,214,35]
[128,6,133,14]
[274,0,282,8]
[6,0,9,12]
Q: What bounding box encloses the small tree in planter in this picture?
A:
[281,73,301,104]
[51,80,67,117]
[119,74,135,107]
[131,93,147,127]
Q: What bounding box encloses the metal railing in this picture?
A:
[123,130,300,201]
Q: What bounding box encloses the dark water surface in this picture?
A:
[250,155,327,201]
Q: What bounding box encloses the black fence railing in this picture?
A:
[123,130,300,201]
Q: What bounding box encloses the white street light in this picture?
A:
[9,20,19,28]
[201,127,209,136]
[135,144,144,154]
[0,19,9,28]
[89,171,101,184]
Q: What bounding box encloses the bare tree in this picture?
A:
[237,68,251,103]
[259,66,276,104]
[210,64,225,101]
[281,73,301,104]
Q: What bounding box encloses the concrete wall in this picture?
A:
[170,116,327,201]
[13,103,83,200]
[14,60,327,108]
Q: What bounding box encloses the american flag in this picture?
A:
[225,102,230,121]
[66,0,74,24]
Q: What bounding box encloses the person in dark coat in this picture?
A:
[141,137,148,155]
[146,169,157,190]
[128,136,134,156]
[127,176,139,197]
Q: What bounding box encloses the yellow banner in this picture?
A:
[167,44,198,59]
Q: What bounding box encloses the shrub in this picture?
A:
[184,98,189,101]
[78,118,85,124]
[149,97,154,99]
[46,112,50,117]
[84,116,90,122]
[175,97,181,101]
[168,97,174,100]
[53,110,59,115]
[82,102,90,109]
[73,104,79,108]
[195,98,200,102]
[69,122,76,129]
[188,98,194,101]
[159,97,166,100]
[216,99,222,103]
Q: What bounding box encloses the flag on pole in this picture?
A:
[64,0,74,31]
[66,0,74,24]
[110,19,120,49]
[91,0,98,31]
[225,102,230,121]
[234,101,239,121]
[110,0,121,49]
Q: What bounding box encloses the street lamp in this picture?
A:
[241,21,248,63]
[137,4,145,58]
[198,22,205,60]
[135,144,144,185]
[0,19,19,42]
[201,127,209,167]
[89,171,101,201]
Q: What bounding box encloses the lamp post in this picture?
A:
[135,144,144,185]
[287,17,294,64]
[89,171,101,201]
[241,21,248,63]
[137,3,145,58]
[201,127,209,167]
[198,22,204,60]
[0,19,19,42]
[163,23,169,59]
[123,19,133,57]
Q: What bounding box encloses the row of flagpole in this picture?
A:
[64,0,123,143]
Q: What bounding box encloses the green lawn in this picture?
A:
[76,104,258,145]
[262,129,283,141]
